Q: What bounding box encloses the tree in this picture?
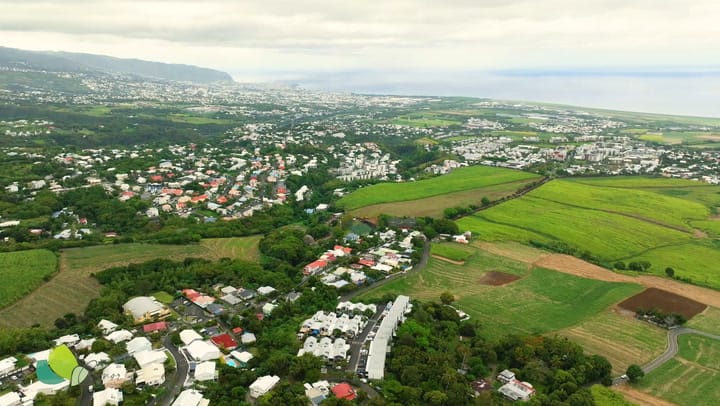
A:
[481,196,491,206]
[665,267,675,278]
[440,291,455,305]
[614,261,626,270]
[626,364,645,382]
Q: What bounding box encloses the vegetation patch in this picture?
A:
[591,384,637,406]
[0,249,57,308]
[337,166,540,210]
[687,306,720,335]
[618,288,706,320]
[431,243,474,262]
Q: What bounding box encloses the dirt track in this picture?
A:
[431,254,465,265]
[613,385,677,406]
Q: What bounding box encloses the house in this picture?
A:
[172,389,209,406]
[194,361,216,382]
[257,286,276,296]
[136,363,165,386]
[262,303,277,315]
[241,333,257,345]
[179,329,203,346]
[304,260,328,275]
[143,321,168,334]
[286,292,302,303]
[0,356,18,376]
[93,387,123,406]
[304,381,330,406]
[211,334,238,350]
[123,296,170,323]
[105,329,133,344]
[237,289,256,301]
[133,350,167,369]
[185,341,221,362]
[54,334,80,347]
[498,379,536,402]
[102,364,130,389]
[0,392,21,406]
[230,351,253,367]
[331,383,357,401]
[497,369,516,384]
[126,337,152,355]
[249,375,280,398]
[220,294,242,305]
[84,352,111,369]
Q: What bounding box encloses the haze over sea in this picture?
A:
[234,69,720,119]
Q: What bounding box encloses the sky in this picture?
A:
[2,0,720,115]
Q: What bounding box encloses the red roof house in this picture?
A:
[331,383,356,401]
[183,289,201,300]
[143,321,168,334]
[211,333,238,350]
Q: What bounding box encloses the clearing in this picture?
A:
[431,243,475,262]
[618,288,707,319]
[0,236,261,328]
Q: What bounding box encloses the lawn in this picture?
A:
[431,243,475,262]
[152,291,175,304]
[638,335,720,406]
[338,166,540,210]
[0,236,261,328]
[360,246,642,340]
[350,178,539,218]
[0,250,57,308]
[558,310,667,375]
[687,306,720,335]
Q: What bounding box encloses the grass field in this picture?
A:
[687,306,720,335]
[638,335,720,406]
[0,236,261,328]
[338,166,540,210]
[152,291,175,304]
[558,310,667,375]
[623,242,720,289]
[360,246,642,340]
[431,243,474,262]
[0,250,57,309]
[591,385,637,406]
[350,178,539,218]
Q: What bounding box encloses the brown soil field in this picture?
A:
[431,254,465,265]
[613,385,677,406]
[618,288,707,319]
[698,134,720,141]
[529,253,720,309]
[478,271,521,286]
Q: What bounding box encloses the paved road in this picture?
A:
[341,240,431,303]
[148,336,189,406]
[613,326,720,385]
[347,304,386,374]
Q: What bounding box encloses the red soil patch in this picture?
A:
[618,288,707,319]
[478,271,521,286]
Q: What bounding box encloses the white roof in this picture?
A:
[105,329,133,344]
[172,389,209,406]
[135,363,165,386]
[75,338,96,351]
[0,392,21,406]
[126,337,152,355]
[230,350,254,363]
[54,334,80,346]
[93,387,123,406]
[194,361,216,381]
[179,329,203,346]
[133,350,167,369]
[20,380,69,401]
[97,319,118,334]
[257,286,276,295]
[241,333,257,344]
[102,364,128,385]
[0,356,17,371]
[250,375,280,398]
[123,296,165,320]
[185,340,220,362]
[84,352,111,369]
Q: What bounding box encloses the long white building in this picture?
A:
[366,295,411,380]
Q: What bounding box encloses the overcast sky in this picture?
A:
[2,0,720,114]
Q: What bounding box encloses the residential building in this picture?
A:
[250,375,280,398]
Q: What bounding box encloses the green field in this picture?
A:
[559,310,667,375]
[360,246,642,340]
[389,115,460,127]
[458,177,720,286]
[152,291,175,304]
[687,307,720,335]
[338,166,540,210]
[638,335,720,406]
[0,250,57,308]
[351,178,539,218]
[431,243,474,262]
[591,385,637,406]
[0,236,261,328]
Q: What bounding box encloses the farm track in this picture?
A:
[642,328,720,374]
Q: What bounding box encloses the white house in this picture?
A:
[93,387,123,406]
[194,361,216,382]
[0,356,18,376]
[249,375,280,398]
[84,352,111,369]
[105,329,133,344]
[133,350,167,369]
[185,341,220,362]
[171,389,209,406]
[102,364,130,389]
[241,333,257,345]
[126,337,152,355]
[179,329,203,346]
[97,319,118,335]
[135,363,165,386]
